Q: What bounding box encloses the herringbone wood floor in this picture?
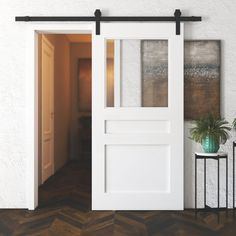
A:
[1,161,236,236]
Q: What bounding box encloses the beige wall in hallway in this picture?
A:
[70,43,91,120]
[70,43,91,160]
[38,34,71,185]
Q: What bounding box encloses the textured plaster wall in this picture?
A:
[121,40,141,107]
[0,0,236,208]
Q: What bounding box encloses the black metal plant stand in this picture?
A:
[233,141,236,215]
[195,152,228,223]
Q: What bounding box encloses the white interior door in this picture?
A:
[41,35,54,184]
[92,23,184,210]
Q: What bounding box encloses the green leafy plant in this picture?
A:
[190,113,231,144]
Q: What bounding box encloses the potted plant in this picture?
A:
[190,113,231,153]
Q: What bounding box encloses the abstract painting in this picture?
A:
[77,59,92,112]
[184,40,220,120]
[142,40,220,120]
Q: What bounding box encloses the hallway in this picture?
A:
[0,161,236,235]
[39,161,91,211]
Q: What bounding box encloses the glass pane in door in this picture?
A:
[106,40,114,107]
[142,40,168,107]
[106,39,168,107]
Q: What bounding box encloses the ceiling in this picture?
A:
[66,34,91,43]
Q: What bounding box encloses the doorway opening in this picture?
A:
[38,33,94,209]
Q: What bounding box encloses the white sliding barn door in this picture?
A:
[92,23,184,210]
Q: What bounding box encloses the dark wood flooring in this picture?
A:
[1,161,236,236]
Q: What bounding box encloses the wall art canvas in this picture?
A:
[77,59,92,112]
[141,40,220,120]
[184,40,220,120]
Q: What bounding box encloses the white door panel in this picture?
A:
[92,23,184,210]
[105,145,170,193]
[105,120,170,134]
[41,35,54,184]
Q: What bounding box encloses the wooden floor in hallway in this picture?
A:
[1,160,236,236]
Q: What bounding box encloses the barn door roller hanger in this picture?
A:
[15,9,201,35]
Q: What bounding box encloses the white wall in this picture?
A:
[0,0,236,208]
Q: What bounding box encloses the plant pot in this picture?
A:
[201,136,219,153]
